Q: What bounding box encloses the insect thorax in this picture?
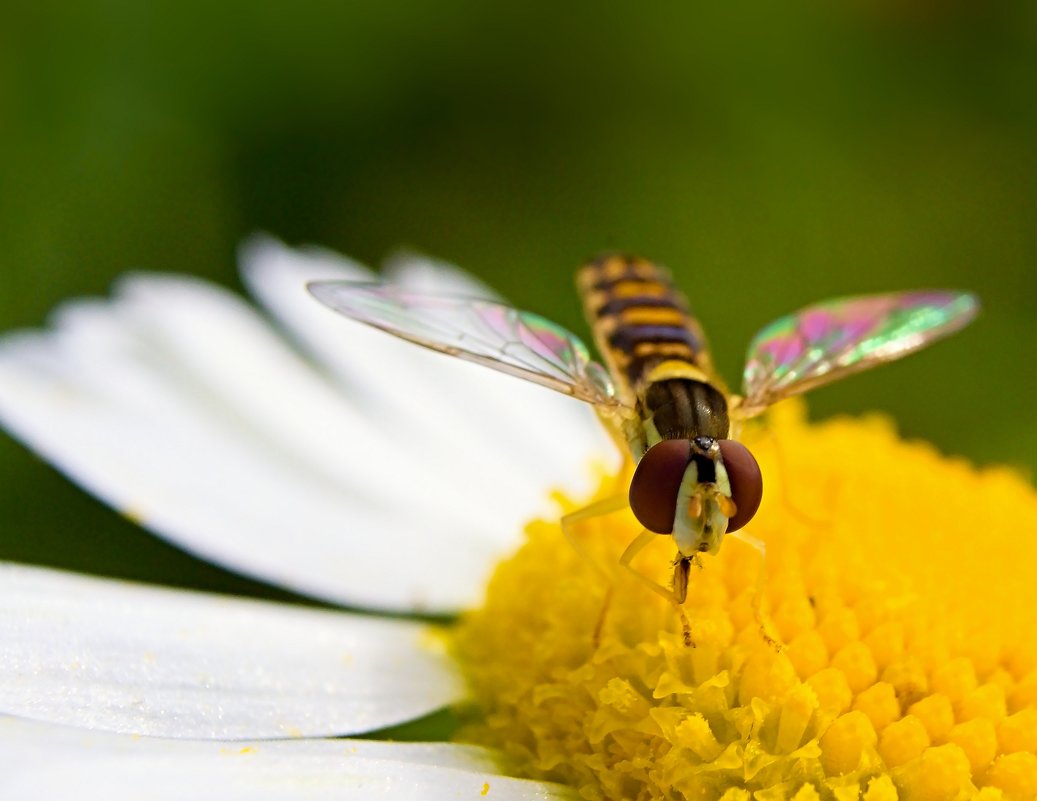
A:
[628,376,730,457]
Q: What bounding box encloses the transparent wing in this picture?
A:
[308,281,627,409]
[740,290,979,415]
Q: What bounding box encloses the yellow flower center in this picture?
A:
[453,402,1037,801]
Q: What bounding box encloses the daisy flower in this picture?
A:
[0,238,1034,800]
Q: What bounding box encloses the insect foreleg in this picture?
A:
[560,494,630,582]
[726,528,782,651]
[619,530,694,648]
[560,494,629,648]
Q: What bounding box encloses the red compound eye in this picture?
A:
[629,440,689,533]
[629,439,763,534]
[717,440,763,533]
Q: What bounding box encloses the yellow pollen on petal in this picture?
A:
[452,400,1037,800]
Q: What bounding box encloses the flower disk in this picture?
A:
[454,401,1037,801]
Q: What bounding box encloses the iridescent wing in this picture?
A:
[308,281,628,410]
[740,290,979,416]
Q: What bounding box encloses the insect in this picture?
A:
[308,254,978,641]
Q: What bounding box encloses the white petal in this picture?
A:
[381,248,503,299]
[241,236,621,511]
[240,237,561,525]
[0,239,620,614]
[0,563,463,738]
[0,718,573,801]
[0,281,510,612]
[107,272,470,525]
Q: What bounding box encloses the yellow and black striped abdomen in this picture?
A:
[577,254,730,451]
[576,254,713,393]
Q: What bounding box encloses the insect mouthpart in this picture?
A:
[674,476,733,557]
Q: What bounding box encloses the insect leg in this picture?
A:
[560,494,629,647]
[591,584,614,648]
[726,528,782,651]
[619,530,694,648]
[560,494,630,581]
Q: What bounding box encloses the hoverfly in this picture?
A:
[309,254,977,641]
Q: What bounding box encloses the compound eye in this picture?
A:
[628,439,690,534]
[717,440,763,533]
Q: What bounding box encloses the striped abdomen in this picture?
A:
[576,253,730,451]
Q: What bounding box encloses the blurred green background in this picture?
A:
[1,1,1034,599]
